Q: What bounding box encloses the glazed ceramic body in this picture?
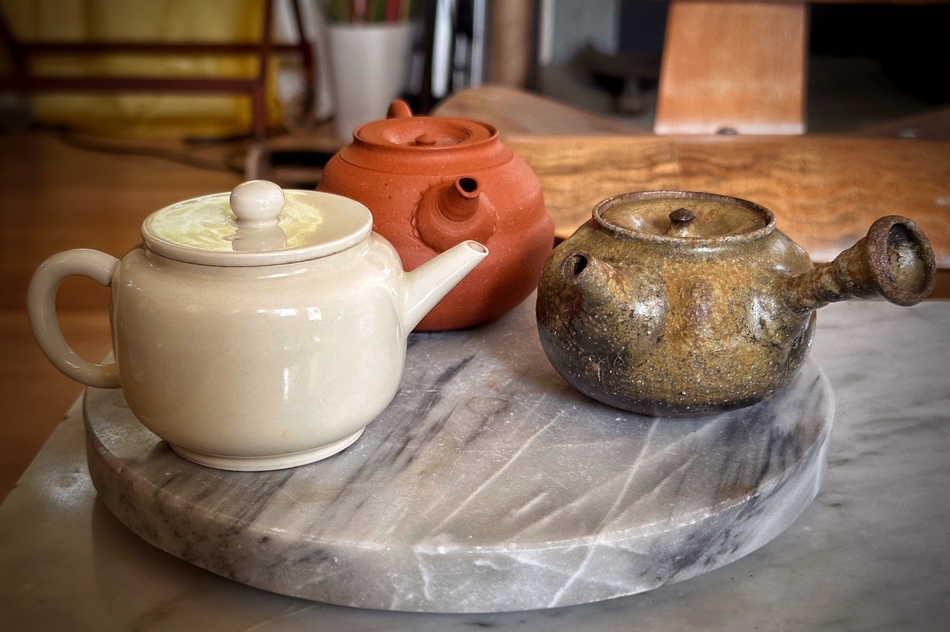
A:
[111,235,409,468]
[28,182,488,470]
[317,100,554,331]
[537,191,935,417]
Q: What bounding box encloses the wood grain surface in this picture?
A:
[506,135,950,267]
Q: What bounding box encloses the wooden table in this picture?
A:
[433,87,949,294]
[507,135,950,267]
[251,86,949,294]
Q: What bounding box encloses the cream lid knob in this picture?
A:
[230,180,285,228]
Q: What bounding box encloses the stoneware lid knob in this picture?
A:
[668,207,697,237]
[230,180,285,228]
[670,208,696,225]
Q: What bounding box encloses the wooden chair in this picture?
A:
[654,2,808,135]
[653,0,947,135]
[0,0,314,138]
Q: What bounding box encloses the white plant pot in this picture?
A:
[327,21,415,141]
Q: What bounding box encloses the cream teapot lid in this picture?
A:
[142,180,373,266]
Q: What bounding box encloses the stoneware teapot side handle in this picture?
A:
[784,215,936,312]
[28,249,121,388]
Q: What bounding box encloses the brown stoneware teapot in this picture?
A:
[536,191,936,417]
[317,100,555,331]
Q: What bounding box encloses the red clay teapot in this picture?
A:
[317,100,554,331]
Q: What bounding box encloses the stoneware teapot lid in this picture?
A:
[595,190,775,243]
[142,180,372,266]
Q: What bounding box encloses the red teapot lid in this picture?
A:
[339,101,506,175]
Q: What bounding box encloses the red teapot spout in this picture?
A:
[439,177,481,221]
[785,216,936,312]
[415,177,496,252]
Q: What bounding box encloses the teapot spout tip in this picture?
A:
[402,240,488,331]
[865,216,936,306]
[465,240,489,255]
[786,215,936,311]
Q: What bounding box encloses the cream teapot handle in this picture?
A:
[27,249,121,388]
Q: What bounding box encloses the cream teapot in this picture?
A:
[28,180,487,470]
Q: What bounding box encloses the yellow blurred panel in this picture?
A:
[1,0,286,137]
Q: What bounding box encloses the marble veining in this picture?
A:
[83,299,833,613]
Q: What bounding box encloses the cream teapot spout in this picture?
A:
[402,240,489,331]
[784,215,936,312]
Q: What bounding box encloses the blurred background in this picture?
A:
[2,0,948,140]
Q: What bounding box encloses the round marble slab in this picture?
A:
[84,298,834,614]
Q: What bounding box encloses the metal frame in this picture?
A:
[0,0,315,137]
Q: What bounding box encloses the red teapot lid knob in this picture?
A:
[414,133,439,146]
